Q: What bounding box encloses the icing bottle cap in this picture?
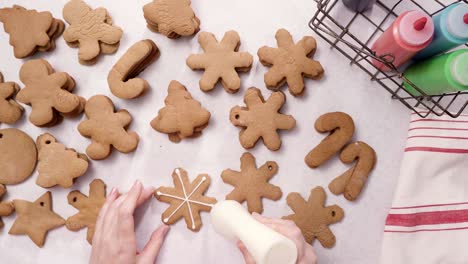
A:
[446,3,468,40]
[451,51,468,87]
[398,10,434,46]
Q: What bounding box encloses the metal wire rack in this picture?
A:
[310,0,468,118]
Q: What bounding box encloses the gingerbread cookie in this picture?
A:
[66,179,106,244]
[78,95,139,160]
[108,39,160,99]
[0,5,64,58]
[305,112,355,168]
[0,185,14,229]
[283,186,344,248]
[186,30,253,93]
[143,0,200,39]
[36,133,89,189]
[221,152,282,214]
[16,59,85,127]
[329,141,376,201]
[230,87,296,151]
[258,29,324,96]
[155,168,217,231]
[150,80,211,142]
[63,0,123,64]
[0,128,37,185]
[0,72,23,124]
[9,192,65,247]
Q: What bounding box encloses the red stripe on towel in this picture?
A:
[405,147,468,154]
[411,119,468,124]
[409,127,468,132]
[386,209,468,227]
[408,135,468,140]
[384,226,468,233]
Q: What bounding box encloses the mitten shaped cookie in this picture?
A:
[36,133,89,188]
[78,95,139,160]
[0,185,14,229]
[143,0,200,38]
[155,168,217,231]
[0,72,23,124]
[186,30,253,93]
[283,186,344,248]
[66,179,106,244]
[230,87,296,151]
[9,192,65,247]
[16,59,85,127]
[63,0,123,64]
[108,39,160,99]
[305,112,355,168]
[329,141,376,201]
[0,128,38,185]
[0,5,64,58]
[151,80,211,142]
[221,152,282,214]
[258,29,324,96]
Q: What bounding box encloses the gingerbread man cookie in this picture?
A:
[230,87,296,151]
[78,95,139,160]
[305,112,355,168]
[186,30,253,93]
[283,186,344,248]
[0,72,23,124]
[63,0,123,64]
[36,133,89,188]
[151,80,211,142]
[9,192,65,247]
[143,0,200,39]
[0,5,64,58]
[16,59,84,127]
[155,168,217,231]
[0,185,14,229]
[258,29,324,96]
[221,152,282,214]
[66,179,106,244]
[329,141,376,201]
[108,39,160,99]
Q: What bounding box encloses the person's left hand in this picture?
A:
[90,180,170,264]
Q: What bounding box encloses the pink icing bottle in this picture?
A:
[371,10,434,71]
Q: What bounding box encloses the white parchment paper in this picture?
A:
[0,0,411,263]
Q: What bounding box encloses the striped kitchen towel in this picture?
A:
[380,112,468,264]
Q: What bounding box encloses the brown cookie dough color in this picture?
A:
[258,29,324,96]
[0,128,37,185]
[66,179,106,244]
[186,30,253,93]
[9,192,65,247]
[0,72,23,124]
[0,185,14,228]
[221,152,282,214]
[155,168,217,231]
[230,87,296,151]
[283,186,344,248]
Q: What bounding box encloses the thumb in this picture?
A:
[137,225,170,264]
[237,240,256,264]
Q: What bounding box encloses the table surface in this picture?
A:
[0,0,411,263]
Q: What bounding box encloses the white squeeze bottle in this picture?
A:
[210,200,297,264]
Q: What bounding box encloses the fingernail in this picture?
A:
[110,187,117,195]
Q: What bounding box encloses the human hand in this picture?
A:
[237,213,317,264]
[90,180,170,264]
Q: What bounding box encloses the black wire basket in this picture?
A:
[310,0,468,118]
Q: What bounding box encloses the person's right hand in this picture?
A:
[237,213,317,264]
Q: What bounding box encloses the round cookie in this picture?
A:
[0,128,37,185]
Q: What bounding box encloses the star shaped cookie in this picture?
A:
[0,185,14,229]
[0,72,23,124]
[186,30,253,93]
[230,87,296,151]
[283,186,344,248]
[9,192,65,247]
[155,168,217,231]
[258,28,324,96]
[66,179,106,244]
[221,152,282,214]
